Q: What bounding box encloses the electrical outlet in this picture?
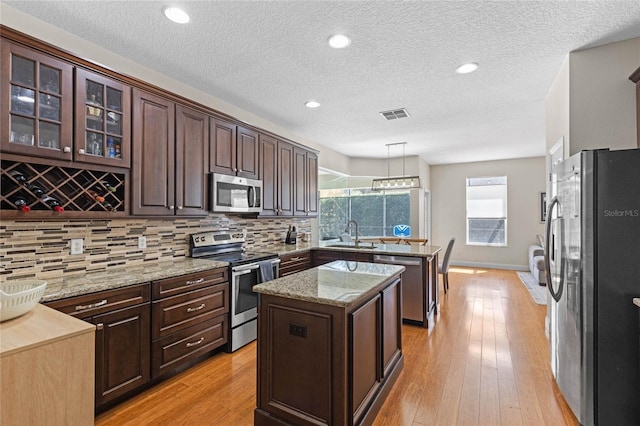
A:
[70,238,83,255]
[138,236,147,249]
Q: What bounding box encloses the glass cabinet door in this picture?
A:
[1,41,73,160]
[75,68,131,168]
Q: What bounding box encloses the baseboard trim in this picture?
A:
[451,261,529,271]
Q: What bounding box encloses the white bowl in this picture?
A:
[0,280,47,322]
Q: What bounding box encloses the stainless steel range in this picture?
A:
[189,230,279,352]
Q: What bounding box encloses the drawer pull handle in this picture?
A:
[75,299,107,311]
[291,257,301,261]
[186,278,205,285]
[186,337,205,348]
[186,303,205,313]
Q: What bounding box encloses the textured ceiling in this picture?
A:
[4,1,640,166]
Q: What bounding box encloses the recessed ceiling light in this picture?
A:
[305,101,321,108]
[328,34,351,49]
[455,62,479,74]
[163,6,190,24]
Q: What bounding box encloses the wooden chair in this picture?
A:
[399,238,428,246]
[379,237,401,244]
[439,238,455,294]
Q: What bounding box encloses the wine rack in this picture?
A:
[1,159,126,217]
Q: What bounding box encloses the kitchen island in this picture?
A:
[253,261,405,426]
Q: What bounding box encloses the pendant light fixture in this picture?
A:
[371,142,421,191]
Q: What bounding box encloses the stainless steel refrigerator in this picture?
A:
[545,148,640,425]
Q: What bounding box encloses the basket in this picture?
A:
[0,280,47,322]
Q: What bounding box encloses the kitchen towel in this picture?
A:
[258,260,274,283]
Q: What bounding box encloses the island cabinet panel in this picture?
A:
[381,281,402,377]
[350,295,381,424]
[266,305,333,424]
[255,275,403,426]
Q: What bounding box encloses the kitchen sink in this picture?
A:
[325,243,378,250]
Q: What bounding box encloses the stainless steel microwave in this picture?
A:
[209,173,262,213]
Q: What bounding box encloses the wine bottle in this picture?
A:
[12,196,31,212]
[87,190,105,203]
[42,196,64,212]
[101,180,117,192]
[26,183,45,198]
[9,170,28,185]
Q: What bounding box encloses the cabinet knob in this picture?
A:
[178,206,183,210]
[63,146,71,153]
[233,168,237,172]
[168,205,174,210]
[238,169,243,173]
[96,323,104,331]
[78,148,85,155]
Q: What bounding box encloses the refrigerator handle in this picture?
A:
[544,196,564,302]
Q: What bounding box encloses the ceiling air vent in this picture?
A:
[380,108,410,120]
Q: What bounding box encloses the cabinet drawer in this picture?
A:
[46,283,150,319]
[152,268,228,299]
[152,283,228,339]
[279,251,312,277]
[313,250,372,266]
[151,314,227,378]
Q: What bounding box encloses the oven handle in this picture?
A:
[232,258,281,273]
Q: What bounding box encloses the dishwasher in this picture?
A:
[373,255,423,323]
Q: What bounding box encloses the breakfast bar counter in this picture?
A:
[253,261,405,426]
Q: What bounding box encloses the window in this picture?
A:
[319,188,410,240]
[466,176,507,246]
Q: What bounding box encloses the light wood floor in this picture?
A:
[95,267,578,426]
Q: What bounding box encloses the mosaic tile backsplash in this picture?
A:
[0,215,311,281]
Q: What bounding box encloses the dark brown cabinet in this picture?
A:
[209,118,258,179]
[46,283,151,408]
[1,40,73,161]
[255,276,403,426]
[313,249,373,266]
[278,250,312,277]
[175,104,208,215]
[293,147,318,217]
[92,303,151,406]
[132,89,207,216]
[75,68,131,168]
[260,134,294,216]
[151,269,229,378]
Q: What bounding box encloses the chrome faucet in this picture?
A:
[345,220,359,243]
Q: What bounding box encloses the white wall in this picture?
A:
[431,157,546,270]
[569,37,640,153]
[545,57,571,158]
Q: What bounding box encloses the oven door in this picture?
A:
[230,259,279,328]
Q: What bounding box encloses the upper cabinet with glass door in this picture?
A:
[1,41,73,160]
[74,69,131,167]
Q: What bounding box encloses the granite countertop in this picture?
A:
[317,241,442,258]
[634,298,640,308]
[31,240,435,303]
[40,257,228,302]
[261,241,314,256]
[253,260,405,307]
